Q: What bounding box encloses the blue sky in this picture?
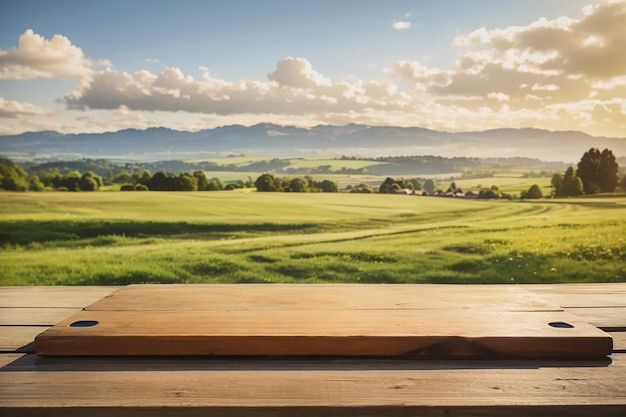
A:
[1,0,625,137]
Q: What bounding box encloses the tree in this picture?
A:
[205,179,222,191]
[446,181,463,194]
[577,148,619,194]
[136,170,152,187]
[79,171,103,191]
[423,179,436,195]
[551,172,564,197]
[288,177,309,192]
[316,179,338,193]
[174,173,197,191]
[379,177,395,193]
[598,149,619,193]
[0,161,29,191]
[522,184,543,199]
[350,183,373,193]
[60,171,81,191]
[148,171,174,191]
[255,173,282,192]
[28,175,44,191]
[562,166,584,197]
[192,171,209,191]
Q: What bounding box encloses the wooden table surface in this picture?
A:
[1,283,625,416]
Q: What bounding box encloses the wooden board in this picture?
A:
[83,284,561,312]
[0,308,81,325]
[524,284,626,308]
[0,286,119,308]
[35,285,613,359]
[0,326,45,352]
[1,358,626,416]
[564,307,626,331]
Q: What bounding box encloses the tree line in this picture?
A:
[374,148,623,199]
[1,148,623,195]
[0,158,338,193]
[254,173,338,192]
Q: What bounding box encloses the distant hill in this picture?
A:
[1,124,625,163]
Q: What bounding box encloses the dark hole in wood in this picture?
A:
[70,320,99,328]
[549,321,574,328]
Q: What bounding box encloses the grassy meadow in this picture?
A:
[1,191,625,285]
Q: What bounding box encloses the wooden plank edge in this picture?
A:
[2,404,626,417]
[34,334,614,360]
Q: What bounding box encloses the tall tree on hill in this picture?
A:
[577,148,619,194]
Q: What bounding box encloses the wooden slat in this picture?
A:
[1,357,625,416]
[524,283,626,293]
[565,307,626,331]
[85,284,562,311]
[0,326,46,352]
[0,286,119,308]
[0,307,81,325]
[524,284,626,308]
[0,353,24,368]
[35,309,612,358]
[611,332,626,351]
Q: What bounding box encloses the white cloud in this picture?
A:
[267,57,331,87]
[393,21,411,30]
[487,92,510,101]
[0,98,54,118]
[65,57,410,118]
[0,29,108,80]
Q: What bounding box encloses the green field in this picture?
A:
[1,192,624,285]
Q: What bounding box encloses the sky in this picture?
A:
[1,0,625,137]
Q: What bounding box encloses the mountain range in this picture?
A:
[1,124,625,163]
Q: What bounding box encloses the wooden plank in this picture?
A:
[524,284,626,308]
[0,326,46,352]
[524,283,626,293]
[0,353,24,368]
[0,286,119,308]
[35,309,612,358]
[0,307,81,325]
[85,284,562,312]
[612,332,626,351]
[565,307,626,331]
[0,360,625,416]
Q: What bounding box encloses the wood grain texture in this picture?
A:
[0,326,46,352]
[35,284,613,358]
[0,361,625,416]
[611,332,626,351]
[0,286,119,308]
[85,284,561,312]
[0,307,80,325]
[0,353,24,368]
[3,286,626,417]
[564,307,626,331]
